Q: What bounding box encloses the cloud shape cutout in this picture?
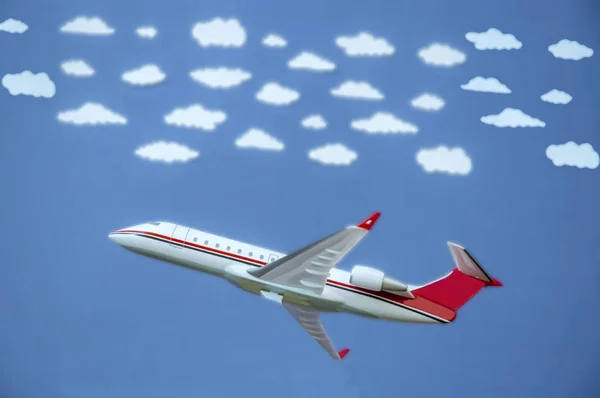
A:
[460,76,511,94]
[191,18,246,48]
[59,17,115,35]
[164,104,226,131]
[330,81,383,100]
[235,128,284,151]
[302,115,327,130]
[135,141,199,163]
[0,18,28,34]
[545,141,599,169]
[416,146,472,175]
[418,43,466,67]
[541,89,572,105]
[2,71,56,98]
[262,33,287,48]
[465,28,522,50]
[548,39,593,60]
[351,112,418,134]
[136,26,157,39]
[190,67,251,89]
[121,64,166,86]
[335,32,394,56]
[308,143,358,166]
[61,60,95,77]
[57,102,127,125]
[411,93,445,111]
[481,108,545,128]
[288,52,336,72]
[256,82,300,106]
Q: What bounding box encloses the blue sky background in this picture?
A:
[2,0,599,397]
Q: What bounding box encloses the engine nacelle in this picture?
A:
[350,265,409,292]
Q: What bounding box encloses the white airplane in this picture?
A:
[109,212,501,360]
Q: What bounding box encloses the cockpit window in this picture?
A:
[148,222,161,226]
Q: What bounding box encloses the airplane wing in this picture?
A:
[248,211,381,295]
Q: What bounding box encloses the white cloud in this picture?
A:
[57,102,127,125]
[121,64,166,86]
[335,32,394,57]
[418,43,466,67]
[308,143,358,166]
[59,17,115,36]
[460,76,511,94]
[351,112,418,134]
[0,18,28,34]
[302,115,327,130]
[235,128,284,151]
[256,82,300,106]
[61,60,95,77]
[191,18,246,48]
[481,108,545,128]
[330,81,383,100]
[136,26,157,39]
[190,67,251,89]
[416,146,472,176]
[545,141,599,169]
[548,39,593,60]
[411,93,445,111]
[288,52,336,72]
[164,104,226,131]
[541,89,572,105]
[2,71,56,98]
[465,28,522,50]
[135,141,199,163]
[262,33,287,48]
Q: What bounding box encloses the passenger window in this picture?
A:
[237,249,242,254]
[226,246,231,251]
[193,237,198,242]
[215,243,220,248]
[260,255,264,259]
[249,252,253,257]
[204,240,209,245]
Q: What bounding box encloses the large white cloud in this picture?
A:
[135,141,199,163]
[351,112,418,134]
[164,104,226,131]
[190,67,251,89]
[330,81,383,100]
[191,18,246,48]
[256,82,300,106]
[548,39,593,60]
[302,115,327,130]
[121,65,166,86]
[460,76,511,94]
[416,146,472,176]
[59,17,115,35]
[545,141,599,169]
[335,32,394,56]
[308,143,358,166]
[0,18,28,34]
[136,26,157,39]
[235,128,284,151]
[57,102,127,125]
[418,43,466,67]
[465,28,522,50]
[481,108,545,128]
[2,71,56,98]
[288,52,336,72]
[410,93,445,111]
[541,89,572,105]
[61,60,95,77]
[262,33,287,48]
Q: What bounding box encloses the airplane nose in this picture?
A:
[108,232,123,245]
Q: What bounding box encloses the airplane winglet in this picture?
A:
[357,212,381,231]
[338,348,351,360]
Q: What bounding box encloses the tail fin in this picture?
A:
[412,242,502,312]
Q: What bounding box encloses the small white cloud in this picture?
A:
[351,112,418,134]
[190,67,251,89]
[191,18,246,48]
[541,89,572,105]
[418,43,466,67]
[416,146,472,176]
[235,128,284,151]
[330,81,383,100]
[481,108,545,128]
[121,65,166,86]
[335,32,394,57]
[262,33,287,48]
[136,26,157,39]
[465,28,522,50]
[164,104,226,131]
[57,102,127,125]
[460,76,511,94]
[61,60,95,77]
[288,52,336,72]
[548,39,593,60]
[2,71,56,98]
[546,141,599,169]
[256,82,300,106]
[59,17,115,36]
[0,18,28,34]
[308,143,358,166]
[411,93,445,111]
[135,141,199,163]
[302,115,327,130]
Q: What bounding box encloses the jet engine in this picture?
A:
[350,265,410,293]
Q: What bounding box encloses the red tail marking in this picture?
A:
[357,212,381,231]
[338,348,350,359]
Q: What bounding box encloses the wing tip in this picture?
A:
[357,212,381,231]
[338,348,351,359]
